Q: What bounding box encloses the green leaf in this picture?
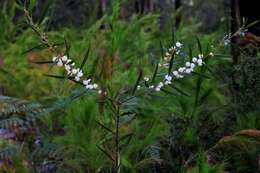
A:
[168,53,175,74]
[160,40,164,60]
[119,113,136,126]
[132,69,143,94]
[169,84,191,97]
[188,45,193,61]
[194,72,203,110]
[192,71,210,79]
[34,60,53,64]
[120,133,133,150]
[80,45,91,70]
[44,74,66,79]
[38,0,54,24]
[96,145,114,161]
[196,37,202,54]
[198,88,213,106]
[246,20,259,29]
[64,37,70,58]
[22,43,46,54]
[161,88,179,96]
[28,0,36,12]
[96,120,114,134]
[152,61,159,83]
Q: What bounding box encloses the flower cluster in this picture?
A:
[139,41,214,92]
[223,34,231,46]
[159,42,183,68]
[52,55,99,91]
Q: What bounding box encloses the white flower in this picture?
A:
[149,85,154,89]
[93,83,98,89]
[185,68,192,74]
[192,57,198,63]
[198,54,203,59]
[178,67,185,73]
[158,82,164,88]
[77,70,83,78]
[57,60,63,67]
[165,52,170,57]
[86,84,94,89]
[185,62,191,67]
[75,76,80,81]
[61,55,68,61]
[209,52,214,57]
[163,63,169,67]
[224,39,230,46]
[197,59,203,66]
[155,87,160,92]
[66,59,72,64]
[176,42,182,48]
[169,47,174,52]
[190,63,195,68]
[172,71,179,76]
[83,80,88,85]
[165,74,172,81]
[98,90,102,94]
[83,79,91,85]
[52,56,58,62]
[72,68,79,75]
[164,57,168,61]
[165,80,171,85]
[144,77,150,82]
[65,64,71,71]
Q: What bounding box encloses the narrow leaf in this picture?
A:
[64,37,70,58]
[34,60,53,64]
[96,120,115,134]
[22,43,46,54]
[198,88,213,106]
[191,72,210,79]
[120,111,135,116]
[169,84,190,97]
[188,45,193,61]
[80,45,91,70]
[152,62,159,82]
[159,40,164,60]
[96,145,114,161]
[196,37,202,54]
[246,20,259,28]
[120,133,133,150]
[168,53,175,74]
[132,68,143,94]
[44,74,65,79]
[161,88,178,96]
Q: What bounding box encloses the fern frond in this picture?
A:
[0,144,19,160]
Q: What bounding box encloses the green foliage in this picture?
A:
[187,152,225,173]
[0,1,259,173]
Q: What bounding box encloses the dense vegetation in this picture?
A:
[0,0,259,173]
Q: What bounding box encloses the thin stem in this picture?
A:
[113,104,120,173]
